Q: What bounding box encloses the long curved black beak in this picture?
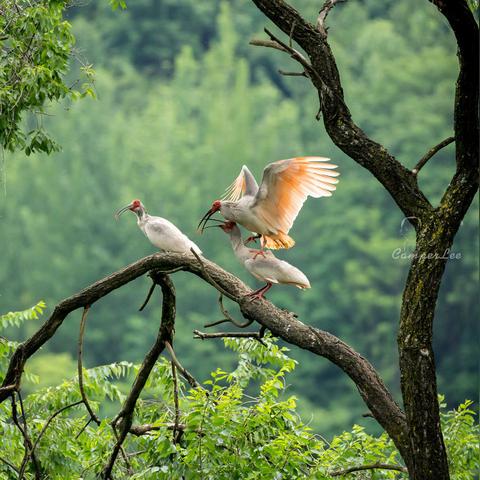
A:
[203,223,224,231]
[114,204,131,220]
[197,208,222,233]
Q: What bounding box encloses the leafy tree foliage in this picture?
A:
[0,0,96,155]
[0,0,477,439]
[0,306,478,479]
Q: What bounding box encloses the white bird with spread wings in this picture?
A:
[198,156,339,250]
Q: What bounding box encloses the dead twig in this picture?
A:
[75,417,93,439]
[193,329,267,346]
[139,281,156,311]
[171,361,181,444]
[317,0,346,35]
[165,340,201,389]
[204,294,253,329]
[77,306,101,425]
[249,38,289,53]
[278,69,307,77]
[140,268,184,311]
[412,136,455,175]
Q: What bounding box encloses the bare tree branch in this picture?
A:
[412,136,455,175]
[249,38,289,53]
[316,0,346,35]
[193,329,267,346]
[249,0,433,223]
[171,361,181,444]
[18,401,83,478]
[0,252,407,468]
[164,340,201,389]
[204,294,253,329]
[129,422,189,436]
[12,393,41,480]
[330,462,408,477]
[0,455,19,474]
[139,281,156,312]
[278,69,307,77]
[77,306,101,425]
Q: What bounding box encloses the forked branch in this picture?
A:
[0,251,408,461]
[102,273,176,479]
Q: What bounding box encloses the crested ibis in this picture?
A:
[198,156,339,250]
[215,221,310,300]
[115,199,202,255]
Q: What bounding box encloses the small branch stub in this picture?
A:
[412,136,455,175]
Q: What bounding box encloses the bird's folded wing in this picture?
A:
[252,156,339,234]
[222,165,259,201]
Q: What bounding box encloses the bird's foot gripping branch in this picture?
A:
[0,250,413,478]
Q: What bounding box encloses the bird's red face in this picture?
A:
[115,199,143,219]
[197,200,222,233]
[129,199,142,211]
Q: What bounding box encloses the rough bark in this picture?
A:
[102,273,176,478]
[247,0,478,478]
[0,251,410,464]
[397,2,479,479]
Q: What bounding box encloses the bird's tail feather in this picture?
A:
[263,232,295,250]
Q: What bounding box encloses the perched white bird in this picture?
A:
[216,221,310,299]
[198,156,339,250]
[115,199,202,255]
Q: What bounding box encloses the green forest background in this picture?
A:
[0,0,478,437]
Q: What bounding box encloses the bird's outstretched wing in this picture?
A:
[222,165,259,202]
[252,156,339,235]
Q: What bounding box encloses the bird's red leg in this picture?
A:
[249,235,268,260]
[245,282,272,300]
[249,249,267,260]
[244,233,261,245]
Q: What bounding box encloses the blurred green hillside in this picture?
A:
[0,0,477,437]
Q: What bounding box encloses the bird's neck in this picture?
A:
[229,227,250,261]
[135,207,148,224]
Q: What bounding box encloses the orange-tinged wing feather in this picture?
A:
[222,170,246,202]
[253,156,339,235]
[222,165,259,201]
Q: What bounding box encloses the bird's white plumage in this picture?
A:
[219,156,339,249]
[225,223,310,289]
[117,200,202,255]
[141,216,202,255]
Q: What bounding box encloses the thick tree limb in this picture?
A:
[102,273,176,479]
[396,3,478,479]
[246,2,478,477]
[330,462,408,477]
[0,251,408,462]
[412,136,455,175]
[249,0,432,222]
